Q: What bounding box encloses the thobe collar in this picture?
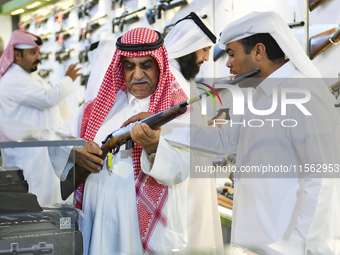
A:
[10,63,30,75]
[126,89,151,111]
[256,60,295,97]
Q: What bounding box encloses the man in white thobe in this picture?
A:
[164,12,224,254]
[169,11,340,254]
[49,27,191,255]
[0,30,82,205]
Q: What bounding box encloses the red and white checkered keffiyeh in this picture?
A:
[0,30,43,78]
[76,27,187,254]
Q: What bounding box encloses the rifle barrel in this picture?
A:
[195,69,261,101]
[288,21,305,29]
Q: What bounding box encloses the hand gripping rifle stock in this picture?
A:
[61,102,188,200]
[309,27,340,59]
[60,69,261,200]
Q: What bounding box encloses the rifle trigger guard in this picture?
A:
[112,145,121,155]
[329,38,339,44]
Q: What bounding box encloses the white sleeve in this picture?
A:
[140,136,190,186]
[14,76,73,110]
[48,104,85,180]
[161,112,241,156]
[288,96,340,254]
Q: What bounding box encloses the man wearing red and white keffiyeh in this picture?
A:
[49,27,190,254]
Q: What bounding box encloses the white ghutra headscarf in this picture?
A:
[218,11,339,126]
[164,12,216,59]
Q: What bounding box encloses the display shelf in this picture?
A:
[0,116,84,148]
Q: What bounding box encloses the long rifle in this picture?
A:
[79,15,107,41]
[146,0,188,25]
[112,7,146,33]
[40,52,52,60]
[60,69,261,200]
[55,5,75,23]
[309,27,340,59]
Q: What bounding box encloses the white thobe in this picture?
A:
[170,61,340,254]
[168,59,224,254]
[0,63,74,206]
[49,88,191,255]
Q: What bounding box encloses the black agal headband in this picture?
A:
[116,30,164,52]
[175,12,216,44]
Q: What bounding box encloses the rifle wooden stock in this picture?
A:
[309,0,327,11]
[309,27,340,59]
[61,102,188,200]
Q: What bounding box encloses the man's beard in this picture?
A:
[177,52,200,80]
[30,60,40,72]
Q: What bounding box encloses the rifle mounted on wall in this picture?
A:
[78,0,99,19]
[80,74,90,87]
[56,27,74,44]
[111,0,126,10]
[78,46,90,63]
[55,5,75,23]
[38,69,53,78]
[55,49,74,63]
[79,15,107,41]
[60,69,261,200]
[146,0,188,25]
[112,7,146,33]
[40,33,52,42]
[40,52,52,61]
[309,0,327,11]
[309,27,340,59]
[35,13,52,28]
[329,79,340,99]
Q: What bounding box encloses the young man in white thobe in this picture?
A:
[164,12,224,254]
[0,30,82,205]
[186,11,340,254]
[49,27,191,255]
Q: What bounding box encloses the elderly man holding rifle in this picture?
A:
[49,27,192,255]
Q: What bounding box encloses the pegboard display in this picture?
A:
[6,0,340,119]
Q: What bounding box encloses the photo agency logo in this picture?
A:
[196,82,222,115]
[199,82,312,128]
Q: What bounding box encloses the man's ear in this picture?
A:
[254,43,266,60]
[13,50,22,63]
